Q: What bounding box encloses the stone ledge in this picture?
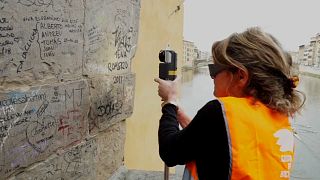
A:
[109,166,182,180]
[126,169,177,180]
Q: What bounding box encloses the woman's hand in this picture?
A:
[154,77,179,102]
[155,77,192,128]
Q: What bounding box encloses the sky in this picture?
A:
[183,0,320,52]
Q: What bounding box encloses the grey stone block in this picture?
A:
[94,121,126,180]
[0,80,89,178]
[0,0,84,81]
[89,74,135,134]
[14,139,97,180]
[83,0,141,76]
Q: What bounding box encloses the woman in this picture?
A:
[154,27,305,180]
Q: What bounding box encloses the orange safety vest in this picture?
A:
[183,97,294,180]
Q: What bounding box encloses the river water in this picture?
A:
[178,67,320,180]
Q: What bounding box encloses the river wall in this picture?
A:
[0,0,140,179]
[299,65,320,78]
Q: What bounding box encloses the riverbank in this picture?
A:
[299,65,320,78]
[183,65,320,78]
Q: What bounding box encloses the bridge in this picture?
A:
[194,58,212,67]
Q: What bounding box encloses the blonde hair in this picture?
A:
[211,27,305,115]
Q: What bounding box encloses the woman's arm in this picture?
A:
[158,100,226,166]
[177,108,191,128]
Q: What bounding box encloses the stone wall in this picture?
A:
[0,0,140,179]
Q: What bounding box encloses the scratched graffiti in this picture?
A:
[83,0,140,75]
[16,0,76,13]
[0,15,20,77]
[58,109,86,144]
[0,80,89,178]
[14,139,97,180]
[0,0,7,10]
[17,0,62,12]
[110,5,139,60]
[89,74,135,133]
[0,0,84,81]
[26,115,57,153]
[112,14,133,59]
[0,0,140,178]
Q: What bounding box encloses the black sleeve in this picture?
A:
[158,100,227,167]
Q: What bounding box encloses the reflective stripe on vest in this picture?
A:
[219,97,294,180]
[183,161,198,180]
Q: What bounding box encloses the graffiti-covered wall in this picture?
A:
[0,0,140,179]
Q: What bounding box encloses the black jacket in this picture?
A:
[158,100,230,180]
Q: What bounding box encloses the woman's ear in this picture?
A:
[237,69,249,88]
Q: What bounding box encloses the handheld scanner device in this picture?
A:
[158,50,177,81]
